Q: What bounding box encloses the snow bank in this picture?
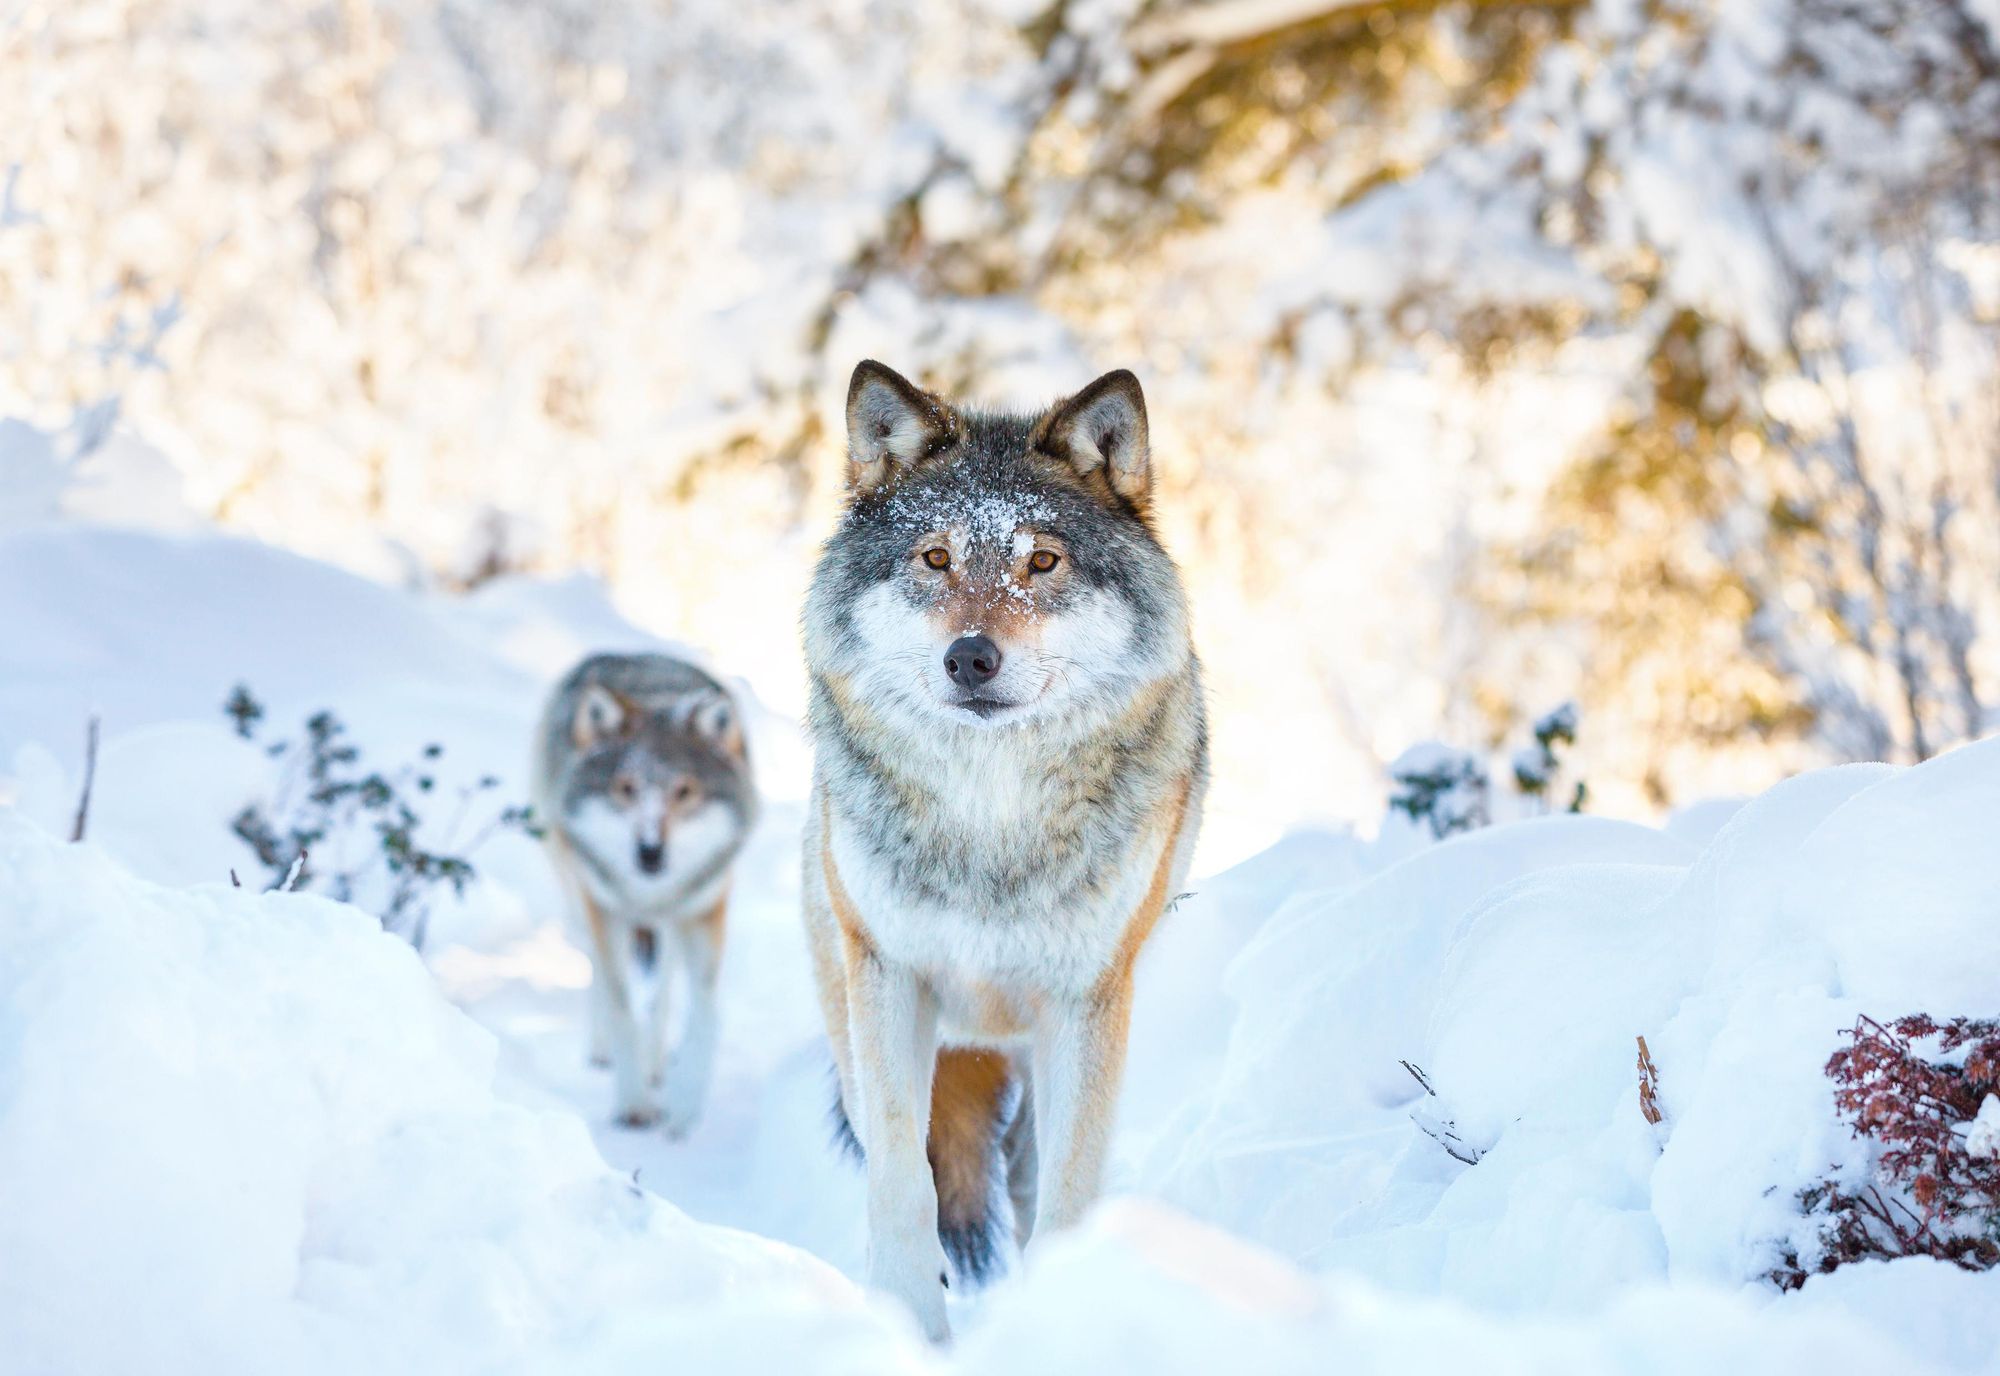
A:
[1140,743,2000,1364]
[0,526,521,773]
[0,817,888,1375]
[960,1201,1970,1376]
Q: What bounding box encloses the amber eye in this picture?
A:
[611,777,638,805]
[922,547,951,570]
[672,780,698,806]
[1029,549,1061,574]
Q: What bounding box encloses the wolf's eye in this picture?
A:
[672,780,698,806]
[922,547,951,570]
[611,777,638,805]
[1029,550,1061,574]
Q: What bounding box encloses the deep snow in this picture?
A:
[3,518,1998,1373]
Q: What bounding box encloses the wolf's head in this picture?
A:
[804,360,1193,734]
[559,685,751,898]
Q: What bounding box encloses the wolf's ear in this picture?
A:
[845,360,956,495]
[687,694,746,760]
[572,684,630,750]
[1033,369,1151,513]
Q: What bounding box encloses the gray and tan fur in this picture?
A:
[532,652,758,1134]
[801,361,1208,1340]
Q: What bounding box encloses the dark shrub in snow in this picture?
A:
[226,684,538,948]
[1389,702,1588,838]
[1773,1015,2000,1288]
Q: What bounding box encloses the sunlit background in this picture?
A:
[7,0,1998,857]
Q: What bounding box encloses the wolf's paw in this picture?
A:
[611,1099,660,1129]
[659,1074,706,1140]
[870,1240,951,1343]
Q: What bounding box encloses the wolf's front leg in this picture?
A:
[659,901,725,1139]
[555,857,613,1068]
[848,951,949,1341]
[585,950,613,1068]
[1031,979,1133,1236]
[583,898,655,1127]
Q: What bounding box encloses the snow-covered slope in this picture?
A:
[0,817,886,1375]
[1151,755,2000,1323]
[2,519,1997,1372]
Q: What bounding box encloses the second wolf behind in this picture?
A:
[532,652,759,1133]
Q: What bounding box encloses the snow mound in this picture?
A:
[0,526,521,771]
[0,816,885,1374]
[1141,743,2000,1358]
[959,1200,1964,1376]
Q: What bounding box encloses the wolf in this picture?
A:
[801,360,1208,1339]
[531,652,758,1134]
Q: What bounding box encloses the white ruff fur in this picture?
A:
[567,796,736,920]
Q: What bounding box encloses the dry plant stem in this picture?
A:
[69,715,99,843]
[1638,1035,1664,1126]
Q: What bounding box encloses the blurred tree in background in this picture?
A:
[4,0,1996,816]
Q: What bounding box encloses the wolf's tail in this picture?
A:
[830,1047,1027,1286]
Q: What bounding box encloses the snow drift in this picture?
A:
[0,816,884,1374]
[1144,743,2000,1358]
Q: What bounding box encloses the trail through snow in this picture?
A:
[435,795,876,1283]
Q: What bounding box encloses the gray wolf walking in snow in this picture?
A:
[532,652,758,1134]
[801,360,1209,1339]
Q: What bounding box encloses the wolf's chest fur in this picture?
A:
[816,675,1196,1025]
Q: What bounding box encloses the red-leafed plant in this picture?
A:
[1771,1014,2000,1289]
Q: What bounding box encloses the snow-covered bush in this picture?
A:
[1773,1015,2000,1288]
[225,684,536,948]
[1512,701,1585,814]
[1387,742,1491,839]
[1389,703,1588,837]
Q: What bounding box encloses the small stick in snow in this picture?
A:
[229,869,242,888]
[1401,1059,1483,1164]
[1411,1108,1484,1166]
[1637,1036,1664,1126]
[279,850,308,893]
[69,715,100,843]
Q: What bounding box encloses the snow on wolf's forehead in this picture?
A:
[881,486,1055,545]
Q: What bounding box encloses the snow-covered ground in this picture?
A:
[3,510,1998,1373]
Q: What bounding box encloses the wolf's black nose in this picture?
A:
[944,635,1003,688]
[636,841,665,875]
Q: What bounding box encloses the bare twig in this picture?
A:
[69,715,100,842]
[1411,1108,1485,1165]
[1401,1059,1484,1164]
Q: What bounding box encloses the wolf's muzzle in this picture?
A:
[943,635,1003,689]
